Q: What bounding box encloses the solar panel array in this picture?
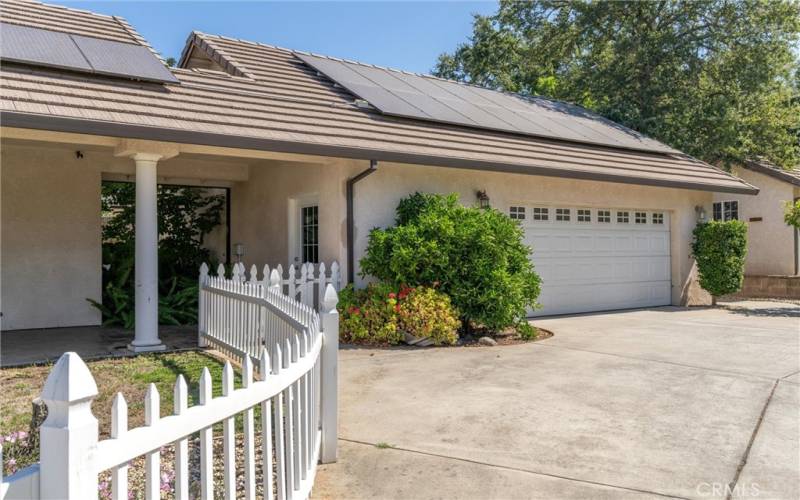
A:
[0,22,179,84]
[297,53,674,154]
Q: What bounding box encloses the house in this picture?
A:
[713,160,799,298]
[0,0,758,350]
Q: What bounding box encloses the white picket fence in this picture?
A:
[227,261,341,311]
[1,263,340,500]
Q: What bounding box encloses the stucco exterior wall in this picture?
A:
[1,143,102,330]
[1,140,252,330]
[714,167,795,276]
[349,162,713,307]
[230,159,351,274]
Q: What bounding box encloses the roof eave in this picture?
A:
[741,160,800,188]
[0,111,759,196]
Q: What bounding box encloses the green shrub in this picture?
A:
[691,220,748,301]
[397,286,460,345]
[338,283,402,345]
[784,200,800,229]
[338,283,460,345]
[360,192,541,331]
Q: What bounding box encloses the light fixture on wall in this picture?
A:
[476,190,490,209]
[694,205,707,222]
[233,243,245,263]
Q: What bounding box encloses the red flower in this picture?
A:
[388,292,397,299]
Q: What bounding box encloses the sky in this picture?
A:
[59,1,497,74]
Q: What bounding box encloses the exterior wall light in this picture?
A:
[694,205,707,222]
[234,243,245,262]
[476,190,490,209]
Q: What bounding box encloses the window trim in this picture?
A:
[713,201,739,221]
[555,207,572,222]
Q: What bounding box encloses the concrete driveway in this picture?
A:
[315,301,800,500]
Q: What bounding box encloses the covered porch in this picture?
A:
[0,129,356,351]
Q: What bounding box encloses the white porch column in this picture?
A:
[129,153,165,352]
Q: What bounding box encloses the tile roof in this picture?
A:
[742,160,800,187]
[0,1,758,195]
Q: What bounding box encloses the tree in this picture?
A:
[785,200,800,229]
[360,193,542,331]
[691,221,748,304]
[435,0,800,169]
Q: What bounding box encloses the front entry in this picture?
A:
[290,196,320,265]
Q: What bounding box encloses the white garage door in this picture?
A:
[509,205,672,317]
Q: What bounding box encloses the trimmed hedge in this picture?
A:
[691,220,748,300]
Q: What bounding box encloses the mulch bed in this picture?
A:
[458,327,554,347]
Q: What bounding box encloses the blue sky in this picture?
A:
[59,1,497,74]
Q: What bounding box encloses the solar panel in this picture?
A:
[296,53,675,153]
[0,22,91,72]
[0,22,179,84]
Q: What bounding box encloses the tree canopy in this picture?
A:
[435,0,800,168]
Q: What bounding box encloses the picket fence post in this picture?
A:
[198,263,209,348]
[319,284,339,464]
[39,352,99,500]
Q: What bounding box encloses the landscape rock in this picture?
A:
[478,336,497,346]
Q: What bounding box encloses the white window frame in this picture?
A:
[576,208,592,223]
[555,208,572,222]
[617,210,630,224]
[532,207,550,222]
[597,209,612,223]
[713,201,739,221]
[634,211,648,224]
[652,212,664,225]
[509,206,526,221]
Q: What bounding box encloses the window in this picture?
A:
[617,211,630,223]
[532,207,549,221]
[635,212,647,224]
[301,205,319,263]
[713,201,738,221]
[577,209,591,222]
[555,208,571,221]
[509,206,526,220]
[598,210,611,223]
[652,212,664,225]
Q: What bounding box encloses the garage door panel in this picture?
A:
[519,205,671,317]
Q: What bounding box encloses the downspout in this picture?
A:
[346,160,378,284]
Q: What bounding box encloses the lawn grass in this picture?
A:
[1,351,240,473]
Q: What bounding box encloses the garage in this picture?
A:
[510,205,672,316]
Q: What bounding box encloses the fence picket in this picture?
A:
[144,384,160,500]
[259,349,275,500]
[111,394,128,500]
[222,362,236,500]
[241,358,256,500]
[199,368,214,500]
[174,375,189,500]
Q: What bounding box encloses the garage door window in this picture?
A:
[635,212,648,224]
[577,209,591,222]
[617,211,630,223]
[652,213,664,225]
[556,208,571,221]
[509,206,526,220]
[532,207,549,221]
[598,210,611,223]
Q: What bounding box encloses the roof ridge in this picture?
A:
[3,0,117,20]
[179,31,256,79]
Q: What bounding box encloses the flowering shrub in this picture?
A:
[396,286,459,345]
[338,283,402,345]
[338,283,459,345]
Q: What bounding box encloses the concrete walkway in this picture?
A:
[0,325,198,366]
[315,301,800,500]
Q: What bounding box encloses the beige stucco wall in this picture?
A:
[1,143,102,330]
[1,140,251,330]
[714,167,796,276]
[349,161,714,307]
[230,159,351,274]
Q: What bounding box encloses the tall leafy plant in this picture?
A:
[691,220,748,304]
[360,192,541,331]
[91,182,224,327]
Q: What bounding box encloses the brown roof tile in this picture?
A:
[0,2,758,195]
